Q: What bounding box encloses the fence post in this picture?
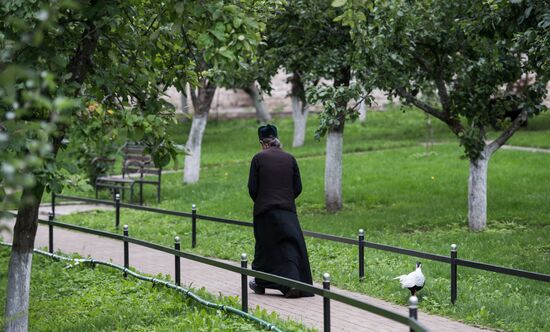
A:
[323,272,331,332]
[123,225,129,278]
[139,169,144,206]
[409,295,418,332]
[115,193,121,229]
[175,236,181,286]
[48,212,54,254]
[451,243,458,304]
[358,229,365,281]
[51,191,55,219]
[191,204,197,248]
[241,253,248,313]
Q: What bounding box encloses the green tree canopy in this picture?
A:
[336,0,549,230]
[1,0,271,328]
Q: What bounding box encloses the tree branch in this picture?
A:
[396,87,444,119]
[413,47,452,112]
[396,87,464,135]
[487,109,528,154]
[143,7,168,36]
[55,3,100,153]
[180,24,202,74]
[67,22,100,86]
[104,34,131,60]
[122,7,137,31]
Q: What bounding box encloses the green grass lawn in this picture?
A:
[0,247,312,331]
[57,107,550,331]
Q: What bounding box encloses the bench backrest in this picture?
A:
[122,144,152,166]
[122,143,161,180]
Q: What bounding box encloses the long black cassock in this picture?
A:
[248,147,313,295]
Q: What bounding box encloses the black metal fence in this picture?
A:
[30,210,429,332]
[53,193,550,307]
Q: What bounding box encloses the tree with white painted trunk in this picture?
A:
[178,2,268,184]
[0,1,196,329]
[263,0,364,211]
[310,69,363,212]
[2,1,279,328]
[184,79,216,183]
[338,0,549,230]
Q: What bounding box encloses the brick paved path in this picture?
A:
[1,206,489,332]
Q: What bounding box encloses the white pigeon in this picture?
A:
[394,262,425,296]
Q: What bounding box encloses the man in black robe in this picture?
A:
[247,124,314,298]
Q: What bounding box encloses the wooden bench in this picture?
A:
[95,144,162,205]
[95,176,138,202]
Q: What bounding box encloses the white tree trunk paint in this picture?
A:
[325,129,343,212]
[180,91,188,114]
[183,113,208,183]
[291,96,308,148]
[246,82,271,123]
[468,147,492,231]
[358,98,367,123]
[4,250,33,332]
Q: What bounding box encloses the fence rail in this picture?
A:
[0,242,286,332]
[53,193,550,306]
[455,258,549,282]
[3,209,429,332]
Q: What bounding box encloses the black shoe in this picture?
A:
[249,281,265,294]
[284,288,301,298]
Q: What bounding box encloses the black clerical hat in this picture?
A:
[258,124,278,140]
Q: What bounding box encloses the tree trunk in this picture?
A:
[4,185,44,332]
[181,89,188,114]
[244,82,271,123]
[183,81,216,184]
[324,66,350,213]
[183,112,208,183]
[291,96,308,147]
[325,128,344,212]
[178,88,189,123]
[289,73,308,148]
[4,9,99,329]
[468,147,492,231]
[358,97,367,123]
[466,108,527,231]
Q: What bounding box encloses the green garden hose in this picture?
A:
[0,242,284,332]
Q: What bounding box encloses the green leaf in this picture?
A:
[233,16,243,28]
[130,127,145,141]
[331,0,347,8]
[218,47,234,60]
